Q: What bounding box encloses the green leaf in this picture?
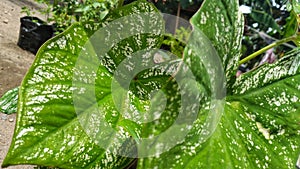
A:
[2,1,163,168]
[250,9,281,33]
[138,45,300,169]
[292,0,300,14]
[232,49,300,94]
[282,12,298,38]
[190,0,244,93]
[0,87,19,114]
[138,0,300,168]
[294,34,300,46]
[290,1,300,46]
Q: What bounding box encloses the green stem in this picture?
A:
[239,36,295,65]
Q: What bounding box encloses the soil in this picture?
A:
[0,0,46,168]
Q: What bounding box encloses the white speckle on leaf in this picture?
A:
[256,122,271,140]
[16,127,35,139]
[43,148,49,153]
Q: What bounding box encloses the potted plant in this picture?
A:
[17,16,54,54]
[17,0,119,54]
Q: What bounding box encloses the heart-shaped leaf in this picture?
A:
[138,0,300,168]
[138,45,300,169]
[2,1,164,168]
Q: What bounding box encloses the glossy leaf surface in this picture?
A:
[139,41,300,169]
[2,1,163,168]
[2,0,300,168]
[190,0,244,91]
[138,0,300,168]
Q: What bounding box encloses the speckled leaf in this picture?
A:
[190,0,244,93]
[138,50,300,168]
[2,1,163,168]
[232,49,300,94]
[0,87,18,114]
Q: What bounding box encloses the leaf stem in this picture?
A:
[174,2,181,34]
[239,36,295,65]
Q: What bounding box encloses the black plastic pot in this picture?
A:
[17,16,54,54]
